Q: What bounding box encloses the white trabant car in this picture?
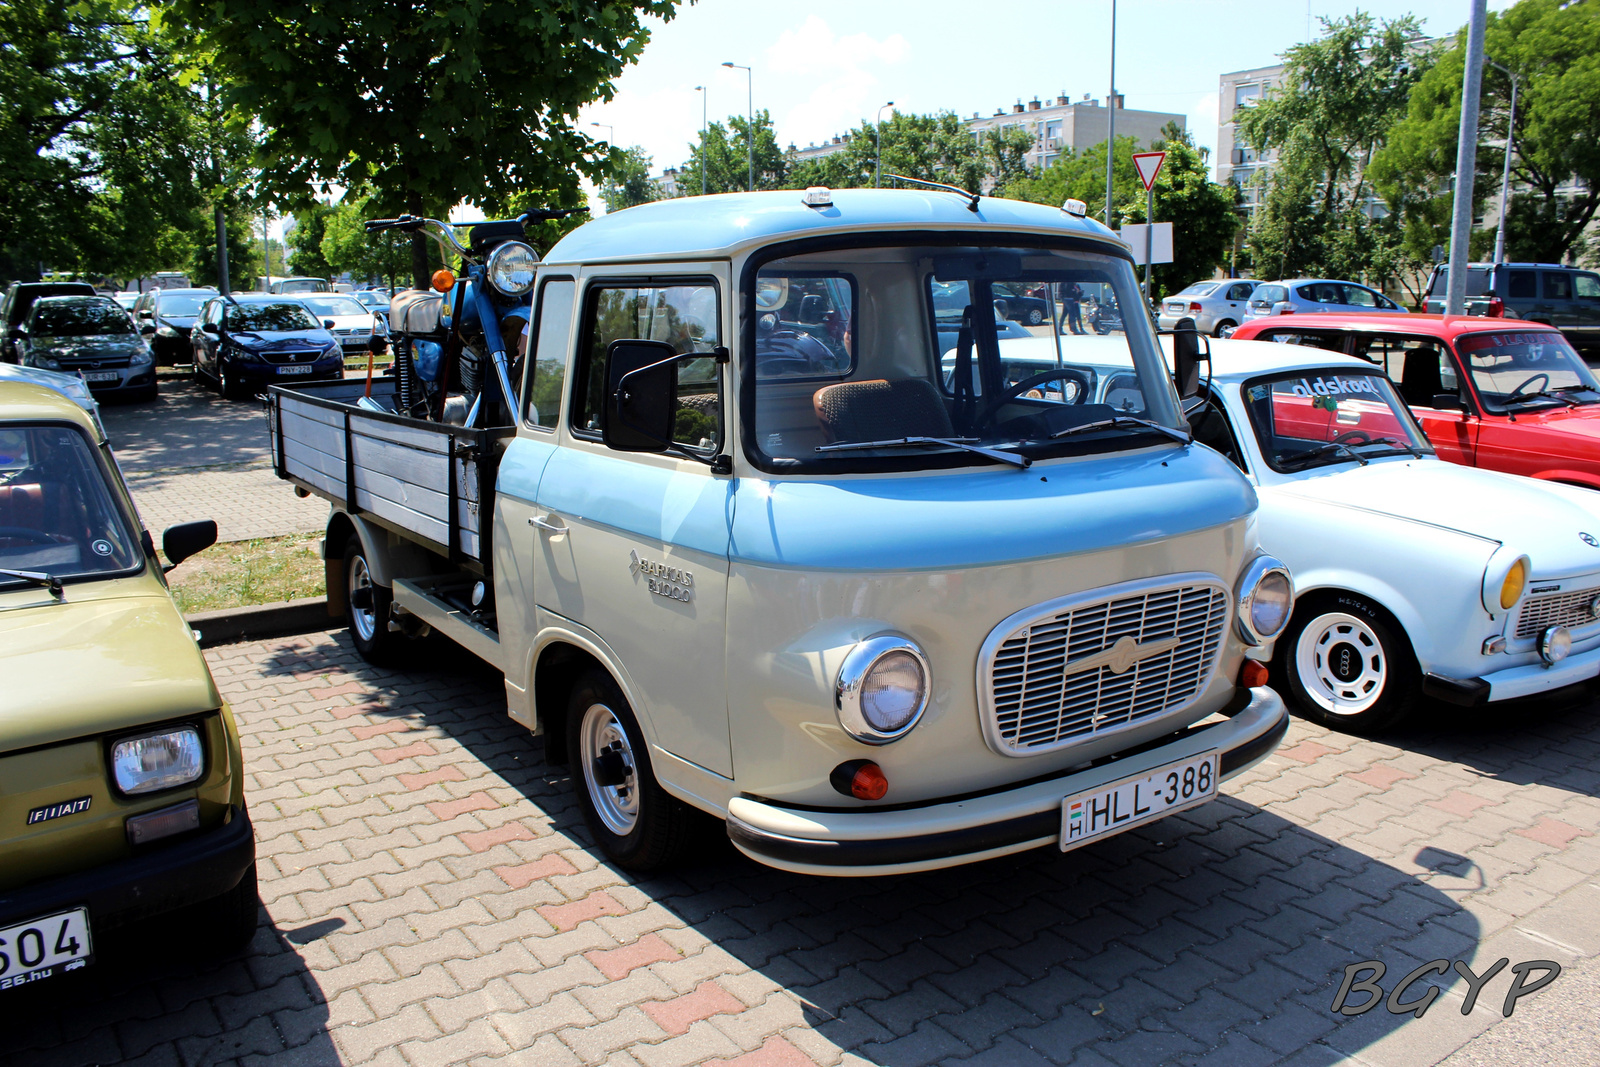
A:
[278,189,1295,876]
[1187,338,1600,731]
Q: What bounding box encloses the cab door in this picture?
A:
[530,270,734,778]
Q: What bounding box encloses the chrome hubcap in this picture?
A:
[348,553,376,642]
[580,702,639,836]
[1296,611,1387,715]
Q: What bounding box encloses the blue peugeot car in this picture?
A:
[192,293,344,399]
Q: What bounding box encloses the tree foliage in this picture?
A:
[600,147,662,213]
[676,111,789,195]
[287,202,337,278]
[1374,0,1600,267]
[161,0,677,286]
[1239,12,1430,283]
[1005,126,1237,297]
[785,112,988,194]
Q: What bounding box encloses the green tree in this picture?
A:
[161,0,678,287]
[321,196,411,290]
[288,202,337,278]
[600,146,662,212]
[1238,13,1430,282]
[677,110,788,194]
[786,112,987,194]
[1007,126,1238,297]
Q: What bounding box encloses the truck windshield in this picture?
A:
[0,424,141,585]
[749,242,1183,471]
[1241,370,1432,473]
[1457,330,1600,412]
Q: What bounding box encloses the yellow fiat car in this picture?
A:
[0,381,254,993]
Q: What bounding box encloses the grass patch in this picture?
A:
[167,532,325,614]
[344,355,393,372]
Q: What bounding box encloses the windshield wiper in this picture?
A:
[1049,416,1192,445]
[0,568,63,599]
[815,436,1031,468]
[1278,441,1368,469]
[1505,390,1579,409]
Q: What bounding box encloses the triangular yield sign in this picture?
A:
[1133,151,1166,191]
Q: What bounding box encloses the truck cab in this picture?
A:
[276,189,1292,876]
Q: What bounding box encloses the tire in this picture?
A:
[1025,307,1044,326]
[190,861,259,955]
[1214,319,1236,338]
[219,362,242,400]
[343,534,402,664]
[566,669,693,871]
[1273,592,1419,733]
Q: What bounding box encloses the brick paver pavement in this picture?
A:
[102,378,329,541]
[5,629,1599,1066]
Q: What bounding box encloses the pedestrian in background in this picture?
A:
[1063,281,1085,335]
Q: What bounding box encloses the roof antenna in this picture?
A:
[885,174,981,212]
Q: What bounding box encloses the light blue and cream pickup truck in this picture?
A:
[269,187,1293,876]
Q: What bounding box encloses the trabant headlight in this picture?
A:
[836,635,930,744]
[486,241,539,297]
[1235,556,1293,645]
[1482,550,1531,613]
[112,726,204,795]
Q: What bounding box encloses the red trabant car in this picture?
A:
[1232,313,1600,488]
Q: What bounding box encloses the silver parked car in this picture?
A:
[1243,278,1407,322]
[1157,279,1260,336]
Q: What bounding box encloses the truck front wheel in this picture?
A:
[343,535,401,664]
[567,669,692,871]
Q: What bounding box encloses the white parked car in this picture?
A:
[1187,338,1600,730]
[1158,279,1259,337]
[298,293,381,357]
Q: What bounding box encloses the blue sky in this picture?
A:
[579,0,1514,189]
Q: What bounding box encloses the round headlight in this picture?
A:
[486,241,539,297]
[1539,625,1572,665]
[1500,557,1528,611]
[836,635,930,744]
[1482,550,1531,614]
[1235,555,1294,645]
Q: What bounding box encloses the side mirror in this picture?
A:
[323,319,336,329]
[1430,393,1465,411]
[367,333,388,355]
[139,323,156,336]
[1172,328,1203,399]
[162,519,217,569]
[602,339,677,452]
[201,323,220,334]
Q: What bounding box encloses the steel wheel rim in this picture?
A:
[348,553,376,642]
[1295,611,1387,715]
[580,702,640,836]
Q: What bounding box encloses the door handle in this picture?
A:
[529,513,566,534]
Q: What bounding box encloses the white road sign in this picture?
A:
[1116,223,1173,264]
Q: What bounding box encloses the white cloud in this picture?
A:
[765,15,909,75]
[1187,91,1221,180]
[762,16,909,151]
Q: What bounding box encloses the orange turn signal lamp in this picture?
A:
[1240,660,1270,688]
[431,269,456,292]
[830,759,888,801]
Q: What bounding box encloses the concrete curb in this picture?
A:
[186,596,336,648]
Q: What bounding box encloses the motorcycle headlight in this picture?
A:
[836,635,930,744]
[486,241,539,297]
[112,725,204,795]
[1235,555,1294,645]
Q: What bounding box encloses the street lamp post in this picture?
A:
[874,101,895,188]
[1105,0,1117,228]
[589,122,614,146]
[722,62,753,191]
[1488,59,1519,265]
[1445,0,1489,316]
[694,86,707,195]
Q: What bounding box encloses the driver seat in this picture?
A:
[813,379,954,443]
[1400,347,1444,408]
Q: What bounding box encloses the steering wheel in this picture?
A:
[1331,430,1374,445]
[0,526,68,545]
[1506,373,1550,402]
[986,369,1087,415]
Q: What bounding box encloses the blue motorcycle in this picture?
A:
[363,209,581,426]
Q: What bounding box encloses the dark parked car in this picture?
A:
[17,296,157,401]
[1423,262,1600,353]
[2,282,97,363]
[192,294,343,399]
[990,282,1051,326]
[131,287,217,365]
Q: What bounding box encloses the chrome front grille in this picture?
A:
[1516,588,1600,639]
[982,579,1228,757]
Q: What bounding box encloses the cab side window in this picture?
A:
[1508,271,1537,299]
[573,282,721,451]
[1227,283,1254,301]
[1343,285,1378,308]
[1576,274,1600,301]
[525,278,574,430]
[1544,272,1573,301]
